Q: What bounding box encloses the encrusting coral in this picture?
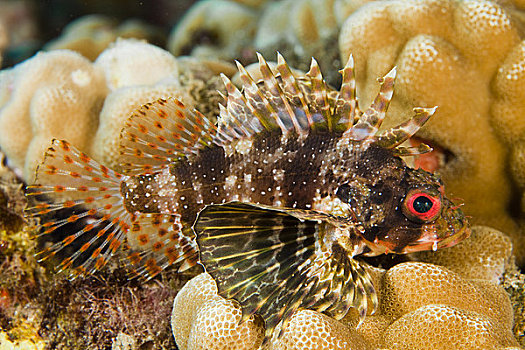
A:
[338,0,525,264]
[171,235,521,349]
[44,14,165,61]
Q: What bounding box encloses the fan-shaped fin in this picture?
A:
[194,201,377,342]
[25,139,131,278]
[119,98,217,175]
[125,214,199,280]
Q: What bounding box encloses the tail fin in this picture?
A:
[25,139,131,278]
[25,139,199,279]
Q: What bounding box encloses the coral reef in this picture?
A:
[171,247,521,349]
[44,15,165,61]
[172,273,264,350]
[0,49,107,181]
[338,0,525,263]
[167,0,258,62]
[0,39,232,181]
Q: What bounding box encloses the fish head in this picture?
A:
[335,147,470,256]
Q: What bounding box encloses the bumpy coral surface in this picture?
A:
[414,225,513,282]
[338,0,525,263]
[0,49,107,180]
[167,0,258,61]
[44,15,164,61]
[171,273,264,350]
[172,226,521,349]
[0,39,232,180]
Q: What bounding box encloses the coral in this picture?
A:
[0,39,233,181]
[0,49,107,181]
[171,273,264,350]
[338,0,525,263]
[167,0,258,62]
[44,15,164,61]
[254,0,343,86]
[94,38,180,91]
[171,260,520,349]
[502,265,525,346]
[413,225,513,282]
[0,329,45,350]
[382,304,517,350]
[0,0,39,66]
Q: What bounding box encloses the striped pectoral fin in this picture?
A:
[194,201,339,341]
[125,214,199,280]
[119,98,218,175]
[303,245,378,323]
[25,139,131,278]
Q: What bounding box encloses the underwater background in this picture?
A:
[0,0,524,349]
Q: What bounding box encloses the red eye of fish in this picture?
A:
[402,190,441,223]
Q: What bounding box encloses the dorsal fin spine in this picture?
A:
[276,52,315,129]
[306,58,332,130]
[256,53,304,134]
[236,61,289,134]
[337,54,357,129]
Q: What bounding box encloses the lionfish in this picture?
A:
[25,53,469,340]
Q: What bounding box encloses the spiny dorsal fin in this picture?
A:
[119,98,217,175]
[336,54,357,128]
[276,52,314,130]
[257,53,305,134]
[305,58,332,130]
[375,107,437,149]
[344,67,396,141]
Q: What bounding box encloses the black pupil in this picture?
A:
[413,196,433,213]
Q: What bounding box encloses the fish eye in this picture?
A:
[402,189,442,223]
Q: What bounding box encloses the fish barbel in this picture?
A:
[25,53,469,340]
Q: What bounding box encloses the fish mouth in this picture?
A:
[401,206,470,254]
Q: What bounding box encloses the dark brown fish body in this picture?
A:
[25,53,469,341]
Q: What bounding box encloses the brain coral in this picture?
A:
[338,0,525,263]
[171,239,520,349]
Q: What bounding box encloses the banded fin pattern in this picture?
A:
[26,139,199,279]
[120,98,218,175]
[194,202,377,341]
[25,140,130,277]
[125,214,198,279]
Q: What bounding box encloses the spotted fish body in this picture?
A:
[25,53,469,340]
